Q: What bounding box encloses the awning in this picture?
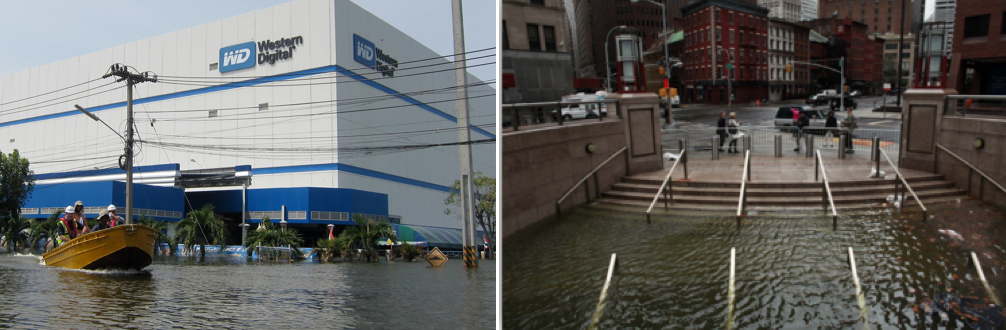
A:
[394,224,486,250]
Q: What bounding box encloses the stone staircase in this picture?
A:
[598,173,966,211]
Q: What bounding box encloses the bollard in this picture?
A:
[774,135,782,157]
[838,135,847,159]
[712,136,720,160]
[744,135,752,154]
[869,137,877,161]
[805,135,814,158]
[683,139,689,179]
[873,137,881,178]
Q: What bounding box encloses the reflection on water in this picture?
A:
[503,200,1006,329]
[0,254,495,329]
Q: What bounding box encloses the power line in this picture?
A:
[0,77,104,106]
[0,82,123,116]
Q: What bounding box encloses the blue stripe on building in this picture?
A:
[251,162,451,192]
[1,65,495,139]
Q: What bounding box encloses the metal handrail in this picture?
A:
[816,150,838,226]
[879,149,928,220]
[935,144,1006,198]
[555,147,628,217]
[645,150,686,223]
[503,99,621,131]
[735,150,750,225]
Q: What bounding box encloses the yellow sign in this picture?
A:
[386,238,393,246]
[426,247,448,267]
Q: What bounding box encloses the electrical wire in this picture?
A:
[0,77,104,106]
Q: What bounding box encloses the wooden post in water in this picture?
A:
[588,253,618,330]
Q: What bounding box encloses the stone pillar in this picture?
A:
[608,93,663,175]
[899,88,956,172]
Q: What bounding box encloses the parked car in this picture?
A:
[550,103,607,121]
[774,106,831,134]
[827,96,858,111]
[848,90,861,97]
[806,94,829,105]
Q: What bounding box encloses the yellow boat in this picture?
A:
[42,224,158,270]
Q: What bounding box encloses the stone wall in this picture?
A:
[501,121,627,238]
[934,117,1006,207]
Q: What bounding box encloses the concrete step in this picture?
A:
[619,173,946,189]
[610,180,955,197]
[601,187,965,206]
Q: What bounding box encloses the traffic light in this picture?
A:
[785,65,792,73]
[839,57,844,67]
[659,88,667,97]
[670,88,678,97]
[658,66,665,76]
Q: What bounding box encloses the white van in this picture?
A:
[552,93,609,120]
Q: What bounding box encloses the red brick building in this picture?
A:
[681,0,770,104]
[799,18,884,94]
[948,0,1006,95]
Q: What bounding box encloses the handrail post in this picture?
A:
[557,101,564,126]
[594,172,600,201]
[512,108,520,131]
[585,180,591,203]
[815,152,819,181]
[873,137,881,178]
[683,144,689,179]
[712,136,720,160]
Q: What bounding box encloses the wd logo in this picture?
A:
[219,41,256,73]
[353,34,377,68]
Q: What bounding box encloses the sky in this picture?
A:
[0,0,496,86]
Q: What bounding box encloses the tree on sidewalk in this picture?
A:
[444,172,495,258]
[0,150,34,250]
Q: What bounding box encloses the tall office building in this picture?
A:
[817,0,924,35]
[801,0,817,21]
[759,0,802,22]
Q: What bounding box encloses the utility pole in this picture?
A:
[103,64,157,225]
[451,0,477,268]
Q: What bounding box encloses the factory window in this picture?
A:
[543,25,557,52]
[963,14,990,38]
[885,43,897,49]
[526,24,541,51]
[208,110,218,118]
[209,63,218,71]
[503,21,509,49]
[259,103,269,111]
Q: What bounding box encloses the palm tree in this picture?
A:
[342,214,397,262]
[174,204,227,258]
[27,210,61,251]
[138,215,176,255]
[313,235,352,262]
[244,217,304,259]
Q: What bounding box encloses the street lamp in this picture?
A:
[716,49,735,109]
[190,158,205,169]
[75,105,125,142]
[605,26,633,92]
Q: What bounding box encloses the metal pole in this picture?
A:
[873,137,881,177]
[242,183,248,247]
[125,80,134,224]
[774,135,781,157]
[604,26,627,92]
[839,135,847,159]
[805,135,813,158]
[594,172,600,201]
[815,153,819,181]
[452,0,477,267]
[712,136,720,160]
[840,56,845,113]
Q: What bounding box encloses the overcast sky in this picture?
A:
[0,0,495,86]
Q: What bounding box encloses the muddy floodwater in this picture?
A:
[503,200,1006,329]
[0,255,495,329]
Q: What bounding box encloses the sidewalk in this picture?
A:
[637,153,927,183]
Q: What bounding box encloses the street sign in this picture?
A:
[726,63,734,70]
[426,247,448,267]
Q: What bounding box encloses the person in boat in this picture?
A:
[93,205,124,231]
[72,201,91,235]
[56,206,83,246]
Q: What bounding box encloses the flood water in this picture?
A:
[503,200,1006,329]
[0,254,495,329]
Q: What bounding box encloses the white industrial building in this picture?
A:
[0,0,495,247]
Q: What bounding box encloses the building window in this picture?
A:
[716,8,721,22]
[729,11,734,23]
[963,14,990,38]
[503,21,509,49]
[526,24,541,51]
[730,29,735,43]
[530,0,545,5]
[740,30,744,44]
[717,27,722,41]
[543,25,557,52]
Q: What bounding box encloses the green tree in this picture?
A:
[138,215,176,255]
[313,235,352,262]
[174,204,227,258]
[0,149,34,251]
[342,214,397,262]
[245,217,304,259]
[27,210,61,251]
[444,172,496,258]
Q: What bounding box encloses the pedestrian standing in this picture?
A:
[716,111,727,152]
[841,107,858,153]
[727,112,743,153]
[824,111,838,147]
[793,111,809,152]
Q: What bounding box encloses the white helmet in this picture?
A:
[108,204,117,211]
[65,206,74,213]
